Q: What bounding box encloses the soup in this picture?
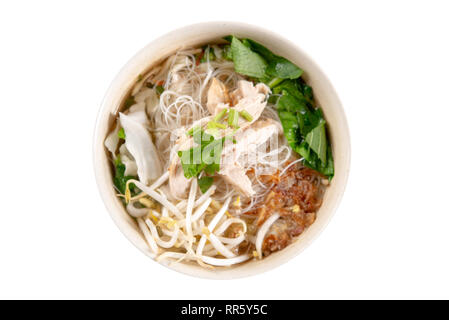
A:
[104,36,334,268]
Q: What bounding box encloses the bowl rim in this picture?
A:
[93,21,351,279]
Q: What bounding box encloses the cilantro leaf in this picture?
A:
[118,128,126,140]
[178,129,225,179]
[113,156,137,194]
[198,177,214,193]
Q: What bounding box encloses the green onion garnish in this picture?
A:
[214,108,228,122]
[118,128,126,139]
[228,109,239,128]
[239,110,253,122]
[208,121,227,129]
[267,77,284,88]
[187,125,201,136]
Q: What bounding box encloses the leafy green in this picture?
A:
[278,91,318,136]
[222,45,233,61]
[156,85,164,95]
[123,96,136,110]
[118,128,126,140]
[243,39,303,80]
[267,77,284,88]
[266,57,303,79]
[305,119,327,164]
[303,141,334,179]
[200,46,216,63]
[278,111,301,149]
[178,129,225,179]
[223,35,334,179]
[230,36,267,78]
[273,80,307,102]
[113,156,137,194]
[198,177,214,193]
[275,82,332,178]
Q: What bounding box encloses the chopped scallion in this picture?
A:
[207,121,227,130]
[118,128,126,139]
[187,125,201,136]
[228,109,239,128]
[214,108,228,122]
[239,110,253,122]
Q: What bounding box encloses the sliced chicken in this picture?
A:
[206,77,230,115]
[219,119,282,197]
[169,80,273,199]
[206,79,270,124]
[220,165,254,197]
[230,81,270,125]
[168,135,194,199]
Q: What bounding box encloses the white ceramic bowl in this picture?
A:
[93,22,350,279]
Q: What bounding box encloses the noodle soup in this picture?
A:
[104,36,334,268]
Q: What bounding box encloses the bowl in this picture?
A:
[93,21,351,279]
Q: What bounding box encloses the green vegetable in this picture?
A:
[178,129,225,179]
[187,125,201,136]
[278,91,319,136]
[117,128,126,140]
[239,110,253,122]
[266,57,303,79]
[228,109,239,128]
[274,79,332,178]
[244,39,303,80]
[225,37,302,81]
[198,177,214,193]
[223,35,333,179]
[267,77,284,88]
[207,121,227,130]
[230,36,267,78]
[302,141,334,179]
[113,156,137,194]
[214,108,228,122]
[123,96,136,110]
[156,85,164,95]
[200,46,216,63]
[305,119,327,164]
[278,110,300,150]
[222,45,233,61]
[277,89,330,174]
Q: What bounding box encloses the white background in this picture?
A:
[0,0,448,299]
